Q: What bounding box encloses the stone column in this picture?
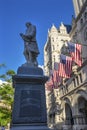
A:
[72,0,80,17]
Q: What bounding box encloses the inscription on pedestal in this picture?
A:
[12,83,47,124]
[20,90,41,117]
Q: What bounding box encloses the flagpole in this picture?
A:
[75,42,87,46]
[61,40,87,46]
[70,41,87,46]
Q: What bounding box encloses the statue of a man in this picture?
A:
[20,22,39,66]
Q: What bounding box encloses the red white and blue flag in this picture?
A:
[45,78,53,91]
[67,42,82,66]
[54,62,62,87]
[45,69,62,90]
[54,62,59,70]
[45,70,54,91]
[52,70,61,88]
[58,54,72,78]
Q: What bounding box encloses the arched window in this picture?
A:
[78,97,87,124]
[65,103,74,125]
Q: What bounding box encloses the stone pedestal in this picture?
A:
[11,65,50,130]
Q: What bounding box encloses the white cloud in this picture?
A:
[38,65,45,74]
[0,80,3,84]
[0,80,7,85]
[38,65,44,70]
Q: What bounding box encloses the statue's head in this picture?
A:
[26,22,31,27]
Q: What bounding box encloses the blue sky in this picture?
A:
[0,0,74,74]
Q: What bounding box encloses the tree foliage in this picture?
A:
[0,83,14,126]
[0,65,15,126]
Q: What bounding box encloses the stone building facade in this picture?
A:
[44,0,87,130]
[44,23,71,76]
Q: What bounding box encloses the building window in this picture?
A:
[73,79,76,87]
[52,37,54,42]
[84,12,87,20]
[80,18,83,25]
[66,84,68,92]
[52,45,55,50]
[76,76,79,86]
[79,73,82,83]
[53,55,55,62]
[84,27,87,41]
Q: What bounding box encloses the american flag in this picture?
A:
[45,70,54,91]
[54,62,63,87]
[54,71,62,88]
[51,70,62,89]
[58,54,72,78]
[45,69,62,90]
[54,62,59,70]
[45,78,53,91]
[67,42,82,66]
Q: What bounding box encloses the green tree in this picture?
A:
[0,67,15,127]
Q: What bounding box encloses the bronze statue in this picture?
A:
[20,22,39,66]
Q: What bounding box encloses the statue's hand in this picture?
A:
[20,33,32,42]
[20,33,26,40]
